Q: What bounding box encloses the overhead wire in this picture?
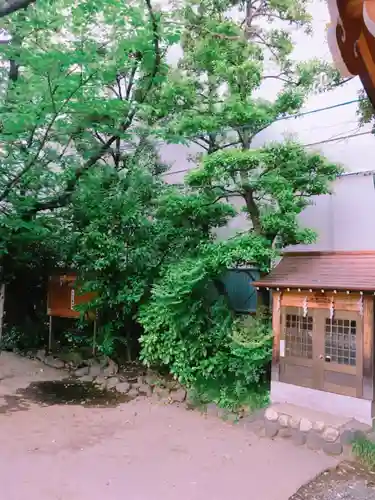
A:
[163,130,375,177]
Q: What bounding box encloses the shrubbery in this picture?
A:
[139,255,273,411]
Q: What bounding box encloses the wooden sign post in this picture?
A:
[47,274,96,351]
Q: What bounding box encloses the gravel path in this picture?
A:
[0,352,337,500]
[291,461,375,499]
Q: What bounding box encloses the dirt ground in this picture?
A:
[291,461,375,500]
[0,352,338,500]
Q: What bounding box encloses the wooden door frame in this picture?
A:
[279,304,364,398]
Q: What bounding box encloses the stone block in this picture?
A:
[138,384,152,397]
[79,375,94,383]
[346,418,372,434]
[127,387,139,399]
[102,360,119,377]
[278,414,289,428]
[279,427,292,439]
[353,429,367,441]
[306,431,323,451]
[115,382,131,394]
[312,421,325,433]
[94,376,107,389]
[89,364,102,377]
[74,366,89,377]
[106,377,120,390]
[323,441,343,456]
[44,356,65,369]
[265,408,278,422]
[170,388,187,403]
[264,420,279,438]
[206,403,219,417]
[340,429,355,446]
[289,417,301,430]
[36,349,46,362]
[300,418,313,433]
[322,427,339,443]
[292,430,307,446]
[154,387,170,401]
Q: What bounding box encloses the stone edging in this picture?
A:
[27,349,187,403]
[261,407,373,457]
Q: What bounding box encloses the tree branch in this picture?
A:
[30,0,161,214]
[0,71,98,202]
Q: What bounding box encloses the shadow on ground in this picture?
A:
[0,380,132,414]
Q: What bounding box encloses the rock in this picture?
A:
[279,427,292,439]
[300,418,313,433]
[138,384,152,397]
[346,418,372,434]
[264,420,279,438]
[35,349,46,362]
[206,403,219,417]
[94,376,107,389]
[307,431,323,451]
[323,441,343,456]
[79,375,94,383]
[102,360,118,377]
[278,414,289,428]
[292,430,307,446]
[75,366,89,377]
[322,427,339,443]
[252,422,266,438]
[289,417,301,430]
[366,431,375,444]
[44,356,65,369]
[106,377,120,390]
[217,408,230,420]
[170,388,187,403]
[225,413,238,424]
[115,382,131,394]
[312,420,325,433]
[145,374,157,387]
[265,408,278,422]
[340,429,355,446]
[154,387,170,401]
[353,429,368,441]
[137,375,145,385]
[89,364,102,377]
[246,408,266,422]
[127,388,139,399]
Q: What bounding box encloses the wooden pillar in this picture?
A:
[48,315,53,351]
[363,295,374,402]
[271,291,281,381]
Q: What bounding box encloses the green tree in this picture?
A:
[0,0,181,339]
[66,159,234,359]
[139,0,343,408]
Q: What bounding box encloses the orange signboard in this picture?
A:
[47,274,96,319]
[327,0,375,107]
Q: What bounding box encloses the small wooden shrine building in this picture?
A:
[254,251,375,425]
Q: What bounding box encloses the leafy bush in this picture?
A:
[139,254,272,410]
[0,325,45,351]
